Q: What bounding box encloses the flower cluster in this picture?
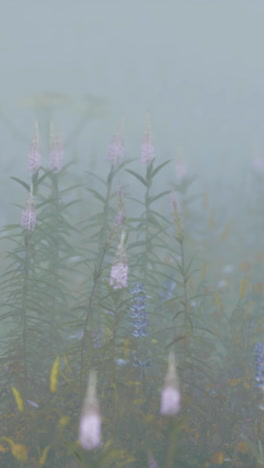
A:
[109,231,128,289]
[21,190,36,231]
[130,282,150,338]
[141,124,155,166]
[107,133,125,166]
[130,282,151,369]
[254,342,264,389]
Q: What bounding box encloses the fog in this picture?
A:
[2,3,264,154]
[1,1,264,224]
[2,3,264,466]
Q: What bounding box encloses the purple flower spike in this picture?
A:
[21,191,36,231]
[28,123,41,174]
[254,342,264,388]
[109,263,128,289]
[107,133,125,166]
[109,231,128,289]
[141,123,155,166]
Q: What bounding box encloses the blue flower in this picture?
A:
[254,342,264,388]
[130,282,149,338]
[130,282,151,369]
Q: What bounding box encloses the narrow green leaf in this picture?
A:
[149,190,171,204]
[151,159,170,178]
[126,169,147,186]
[86,188,106,203]
[10,177,30,191]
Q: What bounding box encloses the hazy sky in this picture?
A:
[1,1,264,178]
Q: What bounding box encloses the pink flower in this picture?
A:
[107,133,125,165]
[109,263,128,289]
[21,191,36,231]
[109,231,128,289]
[160,351,181,416]
[28,123,41,174]
[141,124,155,166]
[113,210,125,227]
[79,371,102,450]
[49,133,64,172]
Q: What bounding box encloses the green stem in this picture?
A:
[80,167,115,396]
[21,233,31,391]
[180,240,188,368]
[144,184,150,283]
[166,418,176,468]
[80,245,107,396]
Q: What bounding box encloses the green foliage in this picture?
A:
[1,118,264,468]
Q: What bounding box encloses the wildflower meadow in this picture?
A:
[1,111,264,468]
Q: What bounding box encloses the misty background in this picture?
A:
[1,1,264,225]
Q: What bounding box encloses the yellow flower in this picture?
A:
[236,440,250,454]
[50,356,60,393]
[211,450,225,464]
[11,443,28,461]
[39,445,51,465]
[0,437,28,461]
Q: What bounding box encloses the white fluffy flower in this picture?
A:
[79,409,102,450]
[160,351,181,416]
[79,371,102,450]
[160,386,181,415]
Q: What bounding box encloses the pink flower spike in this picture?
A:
[21,189,36,231]
[109,231,128,289]
[107,133,125,166]
[28,122,41,174]
[141,123,155,166]
[113,211,125,227]
[109,263,128,289]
